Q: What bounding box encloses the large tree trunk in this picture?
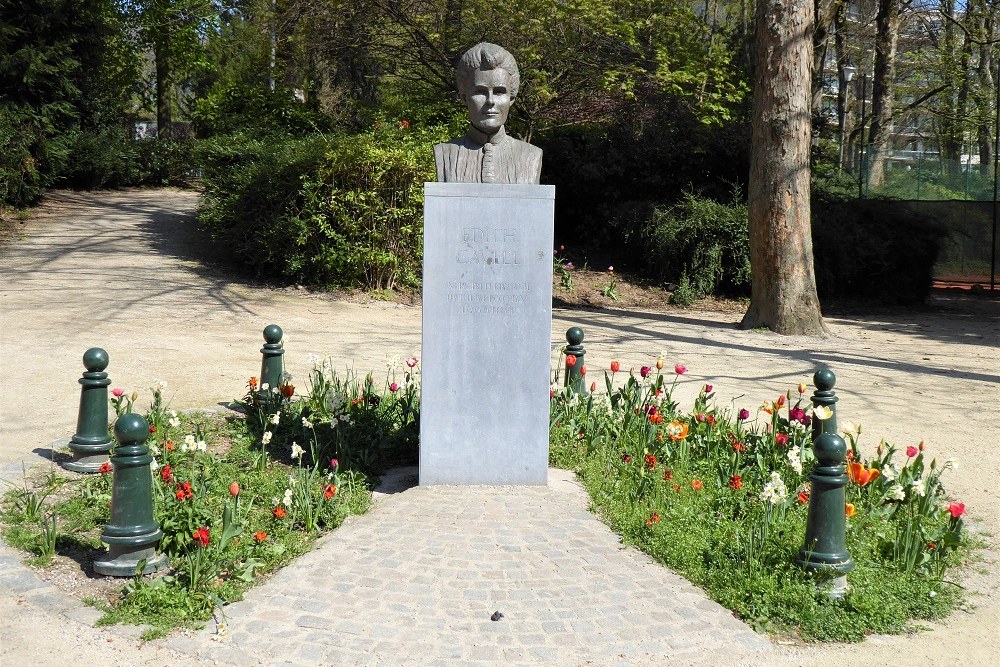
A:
[867,0,900,188]
[741,0,828,336]
[154,33,172,140]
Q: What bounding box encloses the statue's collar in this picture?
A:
[467,125,507,146]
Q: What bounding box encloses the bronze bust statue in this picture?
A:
[435,43,542,184]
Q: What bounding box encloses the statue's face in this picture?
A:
[463,68,512,135]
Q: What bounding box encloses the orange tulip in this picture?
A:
[847,461,880,486]
[667,420,689,441]
[845,503,857,518]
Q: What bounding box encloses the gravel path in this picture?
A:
[0,189,997,666]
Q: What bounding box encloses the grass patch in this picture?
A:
[549,364,973,641]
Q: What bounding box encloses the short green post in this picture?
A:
[811,368,838,438]
[259,324,285,399]
[797,369,853,597]
[94,413,168,576]
[62,348,113,473]
[563,327,588,396]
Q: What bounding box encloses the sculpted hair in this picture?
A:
[456,42,520,99]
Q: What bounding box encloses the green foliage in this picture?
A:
[197,123,449,289]
[0,0,140,205]
[634,191,751,298]
[0,108,42,206]
[542,114,751,257]
[191,85,330,138]
[550,368,970,641]
[669,273,699,306]
[244,354,421,476]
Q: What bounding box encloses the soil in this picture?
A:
[0,188,998,666]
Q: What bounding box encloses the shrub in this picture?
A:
[0,108,47,207]
[191,85,330,138]
[635,191,751,298]
[57,128,139,189]
[58,131,196,189]
[196,122,450,290]
[0,107,73,207]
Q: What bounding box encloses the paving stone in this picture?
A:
[2,465,776,666]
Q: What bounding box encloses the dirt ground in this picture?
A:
[0,188,998,666]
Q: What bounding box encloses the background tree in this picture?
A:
[742,0,828,335]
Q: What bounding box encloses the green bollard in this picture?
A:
[811,368,838,438]
[258,324,285,401]
[62,348,112,473]
[563,327,588,396]
[797,369,853,597]
[94,413,168,577]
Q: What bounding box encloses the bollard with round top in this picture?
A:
[563,327,588,396]
[259,324,285,399]
[797,368,853,598]
[811,368,838,439]
[93,413,168,576]
[63,347,113,473]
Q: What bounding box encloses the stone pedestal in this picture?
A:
[420,183,555,485]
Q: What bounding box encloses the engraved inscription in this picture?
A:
[457,227,521,265]
[446,281,529,315]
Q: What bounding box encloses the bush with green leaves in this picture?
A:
[191,85,331,138]
[0,107,71,207]
[633,191,751,299]
[197,122,450,290]
[550,360,971,641]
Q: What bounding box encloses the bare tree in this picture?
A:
[741,0,828,335]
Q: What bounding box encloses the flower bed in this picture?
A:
[0,352,973,641]
[549,358,971,640]
[0,361,419,638]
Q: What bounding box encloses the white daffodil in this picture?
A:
[759,471,788,504]
[889,484,906,501]
[195,439,207,453]
[911,478,926,497]
[881,464,898,482]
[270,412,281,426]
[291,442,304,460]
[168,416,180,429]
[787,446,803,474]
[302,417,314,429]
[262,431,273,445]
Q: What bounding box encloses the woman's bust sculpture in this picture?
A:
[434,43,542,184]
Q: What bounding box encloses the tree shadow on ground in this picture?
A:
[553,294,1000,387]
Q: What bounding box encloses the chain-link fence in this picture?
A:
[856,148,999,287]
